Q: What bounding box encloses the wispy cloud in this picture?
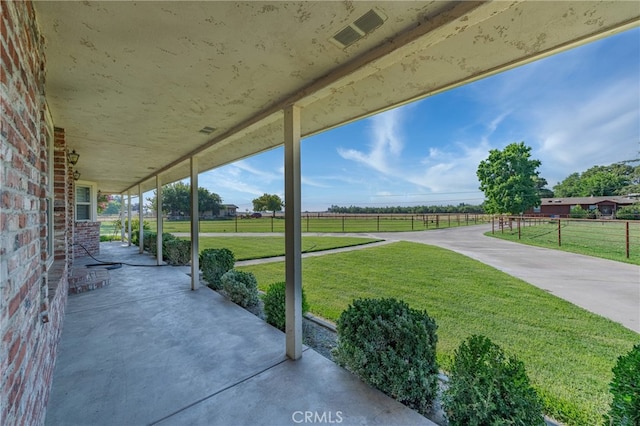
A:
[409,142,491,194]
[337,107,405,174]
[533,77,639,182]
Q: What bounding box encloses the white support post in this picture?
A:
[190,157,199,291]
[120,193,125,242]
[127,190,132,246]
[138,184,144,253]
[284,104,302,360]
[156,175,163,265]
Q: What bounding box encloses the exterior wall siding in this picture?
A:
[1,2,71,425]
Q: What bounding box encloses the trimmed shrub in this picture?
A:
[332,298,438,415]
[443,334,545,426]
[164,239,191,265]
[616,204,640,220]
[221,269,259,307]
[262,281,310,332]
[200,248,235,290]
[569,205,589,218]
[141,231,177,261]
[604,343,640,425]
[129,219,151,245]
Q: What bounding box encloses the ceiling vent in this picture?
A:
[199,126,216,134]
[330,8,387,49]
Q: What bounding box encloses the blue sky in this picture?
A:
[197,27,639,213]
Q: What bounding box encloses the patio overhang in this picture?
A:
[34,1,639,194]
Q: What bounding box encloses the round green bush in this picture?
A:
[616,204,640,220]
[332,298,438,416]
[199,248,235,290]
[163,239,191,265]
[221,269,259,307]
[443,334,545,426]
[604,343,640,425]
[262,281,309,332]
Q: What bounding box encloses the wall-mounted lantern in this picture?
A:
[68,150,80,166]
[73,170,81,181]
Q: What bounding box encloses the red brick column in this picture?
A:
[53,128,69,262]
[74,222,100,258]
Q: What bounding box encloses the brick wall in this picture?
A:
[74,221,100,258]
[1,2,71,425]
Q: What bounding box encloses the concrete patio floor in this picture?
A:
[45,242,434,426]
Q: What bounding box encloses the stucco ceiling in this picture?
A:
[33,1,639,194]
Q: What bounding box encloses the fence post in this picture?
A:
[448,215,451,227]
[436,215,439,228]
[411,215,414,231]
[306,214,309,232]
[271,216,274,233]
[235,215,238,232]
[377,215,380,232]
[518,217,521,240]
[626,221,630,259]
[557,219,561,246]
[492,216,495,234]
[342,215,345,232]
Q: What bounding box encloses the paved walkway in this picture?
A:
[199,225,639,333]
[46,242,434,426]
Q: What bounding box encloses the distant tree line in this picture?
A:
[327,204,485,214]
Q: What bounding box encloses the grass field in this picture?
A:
[236,241,639,426]
[488,218,640,265]
[99,214,489,234]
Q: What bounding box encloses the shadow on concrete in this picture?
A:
[46,242,433,426]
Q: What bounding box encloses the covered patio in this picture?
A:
[45,242,433,425]
[2,1,639,424]
[33,0,640,359]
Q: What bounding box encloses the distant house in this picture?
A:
[527,196,637,217]
[183,204,238,220]
[218,204,238,217]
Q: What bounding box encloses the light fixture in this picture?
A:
[73,170,81,181]
[68,150,80,165]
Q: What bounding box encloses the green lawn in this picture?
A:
[194,236,381,260]
[488,219,640,265]
[132,214,489,234]
[237,241,638,426]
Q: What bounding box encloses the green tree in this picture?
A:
[198,187,222,216]
[553,172,583,197]
[534,176,554,198]
[252,193,283,217]
[147,182,222,218]
[554,161,638,197]
[477,142,542,214]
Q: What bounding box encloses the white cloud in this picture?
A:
[337,108,405,174]
[530,76,639,185]
[410,141,491,194]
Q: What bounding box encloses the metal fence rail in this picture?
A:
[493,216,640,260]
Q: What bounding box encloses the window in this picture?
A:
[533,206,541,213]
[76,185,92,221]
